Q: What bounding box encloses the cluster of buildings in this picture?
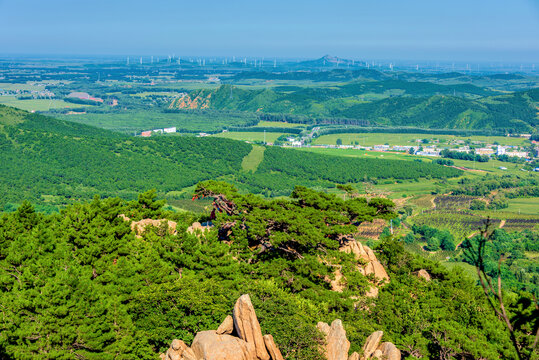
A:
[140,127,177,137]
[282,138,535,160]
[0,88,55,98]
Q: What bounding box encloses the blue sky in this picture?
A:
[0,0,538,61]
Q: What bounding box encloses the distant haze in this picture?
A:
[1,0,538,62]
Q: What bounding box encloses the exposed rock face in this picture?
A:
[161,296,401,360]
[416,269,431,282]
[330,266,344,292]
[191,331,256,360]
[187,222,212,234]
[362,331,384,359]
[342,241,389,283]
[120,215,177,237]
[340,240,389,299]
[317,319,350,360]
[162,339,197,360]
[216,315,234,335]
[233,294,270,360]
[263,334,284,360]
[359,331,401,360]
[378,342,401,360]
[365,286,379,298]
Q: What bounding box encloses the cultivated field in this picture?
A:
[313,132,528,147]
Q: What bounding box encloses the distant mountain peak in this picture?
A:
[319,54,347,64]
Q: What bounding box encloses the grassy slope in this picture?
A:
[241,145,265,171]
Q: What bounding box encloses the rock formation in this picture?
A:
[187,222,212,234]
[233,294,270,360]
[160,296,401,360]
[337,240,390,298]
[119,214,177,237]
[263,335,284,360]
[378,342,401,360]
[415,269,431,282]
[191,331,255,360]
[216,315,234,335]
[341,241,389,283]
[359,331,401,360]
[317,320,350,360]
[362,331,383,359]
[161,294,283,360]
[161,339,197,360]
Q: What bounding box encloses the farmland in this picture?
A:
[214,131,291,143]
[313,132,529,147]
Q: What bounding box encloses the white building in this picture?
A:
[164,127,177,133]
[505,151,528,158]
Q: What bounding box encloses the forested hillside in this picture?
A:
[170,84,538,132]
[0,105,462,209]
[0,105,252,209]
[0,184,535,359]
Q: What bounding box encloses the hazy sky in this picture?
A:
[1,0,538,61]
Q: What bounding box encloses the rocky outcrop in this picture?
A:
[263,335,284,360]
[233,294,270,360]
[362,331,383,359]
[339,240,390,298]
[119,215,177,237]
[342,241,389,283]
[161,294,284,360]
[415,269,431,282]
[359,331,401,360]
[161,339,197,360]
[187,222,212,234]
[378,342,401,360]
[160,297,401,360]
[191,331,255,360]
[216,315,234,335]
[317,320,350,360]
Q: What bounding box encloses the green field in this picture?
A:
[241,145,265,171]
[505,197,539,215]
[213,131,290,143]
[298,147,531,176]
[313,132,528,147]
[57,110,258,134]
[0,82,48,91]
[255,120,306,128]
[0,97,85,112]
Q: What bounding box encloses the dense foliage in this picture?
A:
[460,229,539,296]
[405,224,456,251]
[450,174,539,197]
[0,105,252,209]
[0,186,534,359]
[441,149,490,162]
[0,105,466,208]
[174,85,538,132]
